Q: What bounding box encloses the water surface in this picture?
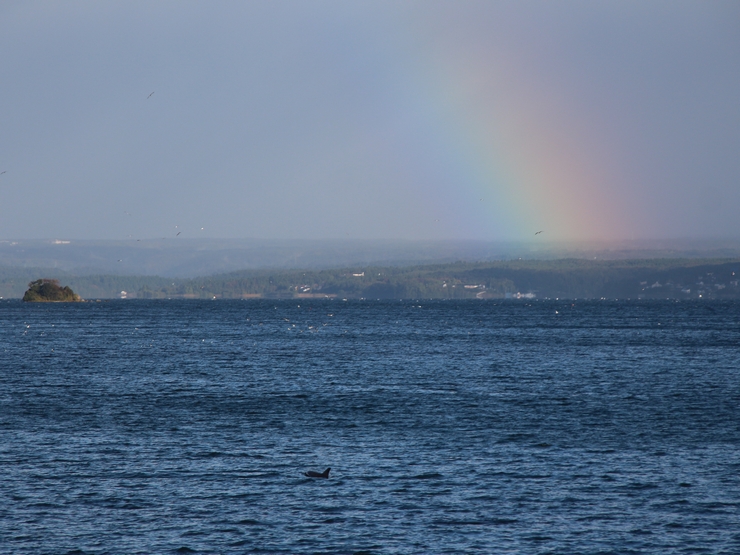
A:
[1,300,739,553]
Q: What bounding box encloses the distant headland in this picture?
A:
[4,259,738,301]
[22,279,82,302]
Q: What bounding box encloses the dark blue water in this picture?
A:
[1,299,739,554]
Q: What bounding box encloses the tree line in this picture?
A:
[2,258,739,300]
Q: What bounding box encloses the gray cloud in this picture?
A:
[0,1,737,241]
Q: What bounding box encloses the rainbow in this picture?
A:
[397,31,631,242]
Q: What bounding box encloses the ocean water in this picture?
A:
[1,299,739,554]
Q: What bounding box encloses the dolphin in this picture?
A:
[304,468,331,479]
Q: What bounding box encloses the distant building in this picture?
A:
[505,292,535,299]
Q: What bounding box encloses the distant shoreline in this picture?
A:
[3,258,739,301]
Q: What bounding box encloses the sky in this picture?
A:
[1,1,738,242]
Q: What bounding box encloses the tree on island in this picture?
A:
[22,279,81,302]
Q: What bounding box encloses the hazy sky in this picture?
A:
[1,1,738,242]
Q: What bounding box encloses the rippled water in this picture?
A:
[1,299,739,554]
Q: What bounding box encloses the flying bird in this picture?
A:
[0,171,6,175]
[535,230,544,235]
[176,231,181,236]
[147,91,155,99]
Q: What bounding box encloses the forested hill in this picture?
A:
[2,259,739,300]
[161,259,740,300]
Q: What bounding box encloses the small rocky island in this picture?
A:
[22,279,82,302]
